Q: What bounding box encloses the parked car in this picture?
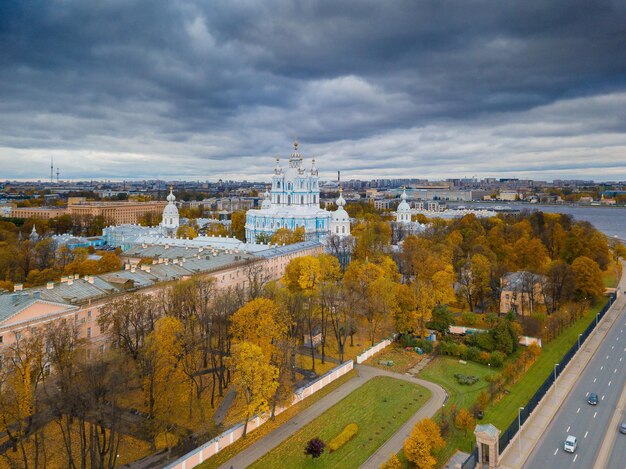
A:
[620,422,626,434]
[564,435,577,453]
[587,393,599,405]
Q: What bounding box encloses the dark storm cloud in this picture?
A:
[1,0,626,180]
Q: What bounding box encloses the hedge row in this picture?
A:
[328,423,359,452]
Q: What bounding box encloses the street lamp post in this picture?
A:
[554,364,559,393]
[578,333,582,350]
[518,406,525,458]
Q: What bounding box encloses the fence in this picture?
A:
[355,337,395,364]
[497,293,615,453]
[460,293,616,469]
[164,360,353,469]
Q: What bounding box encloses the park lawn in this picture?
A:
[198,370,356,469]
[249,376,431,469]
[483,296,610,432]
[365,345,425,373]
[418,357,498,464]
[603,266,617,288]
[296,353,338,376]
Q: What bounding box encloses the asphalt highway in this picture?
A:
[525,303,626,469]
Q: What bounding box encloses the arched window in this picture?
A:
[301,195,304,204]
[277,181,281,189]
[336,226,339,233]
[288,195,291,205]
[342,226,345,233]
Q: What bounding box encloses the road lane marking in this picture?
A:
[584,431,588,438]
[586,392,589,396]
[594,411,597,418]
[566,426,570,432]
[621,357,623,362]
[606,355,609,359]
[609,380,612,386]
[602,395,605,400]
[554,448,558,455]
[594,378,597,382]
[573,454,578,462]
[612,345,615,350]
[601,366,604,370]
[577,407,581,413]
[615,368,618,373]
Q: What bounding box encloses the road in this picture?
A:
[524,302,626,469]
[217,364,446,469]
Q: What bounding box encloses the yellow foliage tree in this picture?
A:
[270,226,305,245]
[228,342,279,437]
[230,298,285,356]
[414,417,445,451]
[455,408,476,436]
[176,225,198,239]
[403,428,437,469]
[381,454,402,469]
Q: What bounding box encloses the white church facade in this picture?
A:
[245,142,333,243]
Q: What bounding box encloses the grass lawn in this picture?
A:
[483,297,610,432]
[417,357,498,464]
[603,266,618,288]
[249,376,430,469]
[199,370,357,469]
[364,345,425,373]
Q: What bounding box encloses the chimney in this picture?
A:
[46,282,54,290]
[14,284,23,292]
[74,274,79,280]
[124,264,130,270]
[88,276,95,284]
[145,266,151,273]
[67,278,74,286]
[130,266,136,273]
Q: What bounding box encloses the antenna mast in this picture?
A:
[50,156,54,184]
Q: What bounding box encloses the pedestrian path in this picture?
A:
[217,364,446,469]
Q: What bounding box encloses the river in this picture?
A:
[448,202,626,242]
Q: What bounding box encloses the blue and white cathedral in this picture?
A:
[245,141,333,243]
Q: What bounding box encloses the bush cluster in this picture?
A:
[454,373,480,385]
[438,341,505,367]
[328,423,359,452]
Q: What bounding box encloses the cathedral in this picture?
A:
[246,142,340,243]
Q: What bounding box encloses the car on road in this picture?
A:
[620,422,626,434]
[587,392,598,405]
[564,435,577,453]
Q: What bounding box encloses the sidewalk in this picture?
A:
[498,267,626,469]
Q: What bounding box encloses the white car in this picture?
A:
[564,435,577,453]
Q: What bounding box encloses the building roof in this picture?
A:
[0,292,77,325]
[502,271,546,290]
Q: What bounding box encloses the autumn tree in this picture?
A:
[230,210,246,240]
[543,260,575,313]
[228,342,279,437]
[455,408,476,436]
[176,224,198,239]
[381,454,402,469]
[403,418,444,469]
[270,226,305,245]
[230,298,285,356]
[99,293,160,360]
[572,256,604,300]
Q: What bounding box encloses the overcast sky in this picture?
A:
[1,0,626,182]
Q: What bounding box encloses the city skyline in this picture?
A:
[2,1,626,181]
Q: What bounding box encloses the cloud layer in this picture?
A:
[1,0,626,181]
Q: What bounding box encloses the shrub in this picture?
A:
[381,454,402,469]
[463,346,481,362]
[328,423,359,452]
[400,334,418,347]
[489,351,506,367]
[461,312,477,326]
[304,437,326,458]
[415,339,433,354]
[472,332,496,352]
[454,373,480,385]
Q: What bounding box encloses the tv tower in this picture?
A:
[50,156,54,184]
